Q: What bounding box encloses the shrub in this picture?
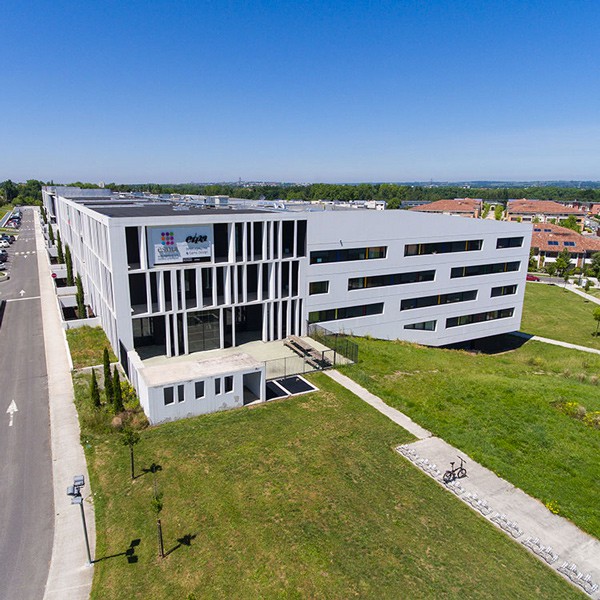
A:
[545,500,560,514]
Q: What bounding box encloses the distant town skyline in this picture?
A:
[3,0,599,182]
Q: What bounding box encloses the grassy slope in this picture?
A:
[521,283,600,348]
[66,326,117,369]
[343,339,600,540]
[84,373,578,599]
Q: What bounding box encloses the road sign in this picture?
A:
[51,273,57,279]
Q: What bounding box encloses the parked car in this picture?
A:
[0,240,10,249]
[526,274,540,282]
[0,250,8,262]
[0,235,13,244]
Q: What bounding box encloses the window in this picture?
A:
[401,290,477,311]
[534,228,542,232]
[544,228,551,232]
[215,378,221,395]
[491,285,517,297]
[177,384,185,403]
[451,261,520,278]
[195,381,205,399]
[404,320,436,331]
[404,239,482,257]
[309,281,329,295]
[446,308,515,328]
[564,241,575,247]
[163,387,174,406]
[548,241,559,246]
[224,375,233,393]
[496,237,523,249]
[308,302,384,324]
[310,246,387,264]
[348,269,435,290]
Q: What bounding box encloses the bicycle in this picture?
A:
[443,456,467,483]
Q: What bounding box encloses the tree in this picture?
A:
[554,248,573,277]
[594,306,600,336]
[494,205,503,220]
[546,262,557,277]
[590,252,600,278]
[65,245,74,286]
[584,279,591,293]
[48,223,55,244]
[121,427,141,479]
[151,492,165,558]
[103,348,113,405]
[56,230,64,263]
[90,369,100,408]
[41,207,47,224]
[75,273,85,318]
[113,368,124,413]
[560,215,580,233]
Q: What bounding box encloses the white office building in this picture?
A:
[42,187,531,424]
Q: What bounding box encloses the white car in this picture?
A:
[0,240,9,248]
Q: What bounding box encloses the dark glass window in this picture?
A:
[310,246,387,265]
[451,261,520,278]
[404,239,482,257]
[177,384,185,403]
[308,302,384,324]
[404,320,436,331]
[491,285,517,297]
[348,270,435,290]
[564,241,575,247]
[547,241,559,246]
[195,381,205,399]
[401,290,477,311]
[309,281,329,295]
[215,378,221,395]
[163,387,174,405]
[446,308,515,328]
[224,375,233,393]
[496,237,523,249]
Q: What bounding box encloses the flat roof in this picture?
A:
[84,204,270,218]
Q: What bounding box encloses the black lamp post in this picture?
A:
[66,474,93,565]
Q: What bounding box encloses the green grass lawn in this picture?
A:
[342,338,600,540]
[66,326,117,369]
[79,372,578,599]
[521,282,600,348]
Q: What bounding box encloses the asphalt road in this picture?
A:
[0,209,54,600]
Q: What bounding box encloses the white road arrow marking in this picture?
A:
[7,400,18,426]
[19,289,25,296]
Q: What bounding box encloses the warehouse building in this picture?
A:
[42,187,532,423]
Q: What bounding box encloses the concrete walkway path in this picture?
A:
[565,283,600,305]
[326,369,600,597]
[35,212,95,600]
[512,330,600,356]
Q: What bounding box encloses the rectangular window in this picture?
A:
[177,384,185,403]
[534,228,542,232]
[404,239,482,257]
[404,320,436,331]
[451,261,520,278]
[163,387,174,406]
[491,285,517,297]
[310,246,387,265]
[215,378,221,395]
[309,281,329,295]
[348,269,435,290]
[401,290,477,311]
[564,241,575,247]
[496,237,523,249]
[308,302,384,324]
[446,307,515,328]
[195,381,205,399]
[548,240,559,246]
[224,375,233,393]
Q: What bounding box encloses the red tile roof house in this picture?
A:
[506,199,584,226]
[531,222,600,269]
[409,198,482,218]
[589,204,600,216]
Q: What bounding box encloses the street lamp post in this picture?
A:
[67,474,93,565]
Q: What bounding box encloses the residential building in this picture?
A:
[506,199,584,227]
[530,223,600,269]
[409,198,482,218]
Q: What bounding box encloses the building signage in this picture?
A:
[148,225,213,266]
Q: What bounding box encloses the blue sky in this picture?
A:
[2,0,599,183]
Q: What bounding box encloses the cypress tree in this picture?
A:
[56,230,64,263]
[90,368,100,408]
[103,348,113,405]
[65,245,74,286]
[48,223,55,244]
[76,274,85,318]
[113,368,124,413]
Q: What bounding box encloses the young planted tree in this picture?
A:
[41,207,47,224]
[48,223,55,244]
[113,368,124,413]
[121,427,141,479]
[151,492,165,559]
[594,306,600,337]
[56,230,64,263]
[103,348,113,406]
[65,245,74,286]
[555,248,573,277]
[76,274,85,318]
[90,368,101,408]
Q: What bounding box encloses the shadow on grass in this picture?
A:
[443,332,532,355]
[135,462,163,480]
[94,538,141,564]
[165,533,197,557]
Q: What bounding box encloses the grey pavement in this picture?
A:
[327,368,600,598]
[34,211,96,600]
[0,209,54,600]
[512,330,600,356]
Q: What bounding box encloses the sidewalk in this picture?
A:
[512,330,600,355]
[325,369,600,598]
[36,211,95,600]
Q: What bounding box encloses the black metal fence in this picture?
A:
[307,323,359,364]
